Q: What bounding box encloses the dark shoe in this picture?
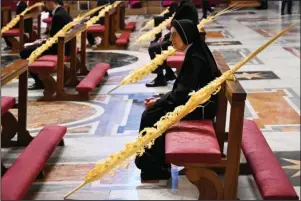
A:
[3,46,11,51]
[165,72,176,81]
[146,77,167,87]
[28,83,44,90]
[141,169,171,181]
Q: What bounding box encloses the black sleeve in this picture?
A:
[50,15,63,37]
[170,55,205,105]
[16,1,27,15]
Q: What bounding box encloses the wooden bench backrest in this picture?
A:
[116,2,126,31]
[57,23,87,95]
[213,51,247,160]
[1,7,12,27]
[103,7,118,45]
[212,51,247,199]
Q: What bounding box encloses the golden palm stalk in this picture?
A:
[1,2,44,34]
[27,4,110,64]
[64,21,295,201]
[142,8,170,30]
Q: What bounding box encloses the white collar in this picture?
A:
[52,5,61,16]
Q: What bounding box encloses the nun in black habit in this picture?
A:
[135,19,219,181]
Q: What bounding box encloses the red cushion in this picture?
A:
[1,96,15,115]
[42,17,52,24]
[242,120,299,200]
[165,120,221,164]
[166,55,184,69]
[116,32,130,46]
[28,61,57,73]
[76,63,110,92]
[1,125,67,200]
[87,25,105,33]
[37,55,67,63]
[125,22,136,31]
[2,28,20,36]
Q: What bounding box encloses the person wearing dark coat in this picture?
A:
[87,0,111,46]
[146,0,199,88]
[135,19,219,181]
[202,0,214,19]
[281,0,292,15]
[19,0,72,90]
[3,0,33,51]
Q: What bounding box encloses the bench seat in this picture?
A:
[2,28,20,37]
[87,25,105,33]
[165,120,221,164]
[116,31,131,46]
[166,55,184,69]
[242,119,299,200]
[28,61,57,73]
[37,55,67,63]
[125,22,136,31]
[1,96,16,115]
[1,125,67,200]
[76,63,110,93]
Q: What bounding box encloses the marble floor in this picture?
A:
[1,7,300,200]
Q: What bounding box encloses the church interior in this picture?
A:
[0,0,300,200]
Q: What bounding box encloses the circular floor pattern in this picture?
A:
[87,52,138,69]
[10,100,101,131]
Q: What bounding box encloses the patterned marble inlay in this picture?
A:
[87,52,138,69]
[217,48,263,65]
[235,71,279,80]
[283,47,300,58]
[207,41,242,46]
[246,89,300,130]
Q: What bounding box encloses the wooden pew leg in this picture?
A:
[37,72,57,101]
[1,111,18,147]
[7,37,20,53]
[185,167,224,200]
[77,56,89,76]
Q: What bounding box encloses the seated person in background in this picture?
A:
[20,0,72,90]
[152,0,178,42]
[146,0,199,87]
[87,0,111,46]
[3,0,33,51]
[135,19,219,181]
[43,0,64,35]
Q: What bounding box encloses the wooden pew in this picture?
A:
[164,52,299,200]
[95,7,131,50]
[115,2,136,32]
[28,24,110,101]
[1,7,12,28]
[1,7,42,53]
[165,51,246,200]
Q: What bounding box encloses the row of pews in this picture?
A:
[1,2,137,53]
[1,3,136,200]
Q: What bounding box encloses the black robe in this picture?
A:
[136,43,218,172]
[162,1,199,41]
